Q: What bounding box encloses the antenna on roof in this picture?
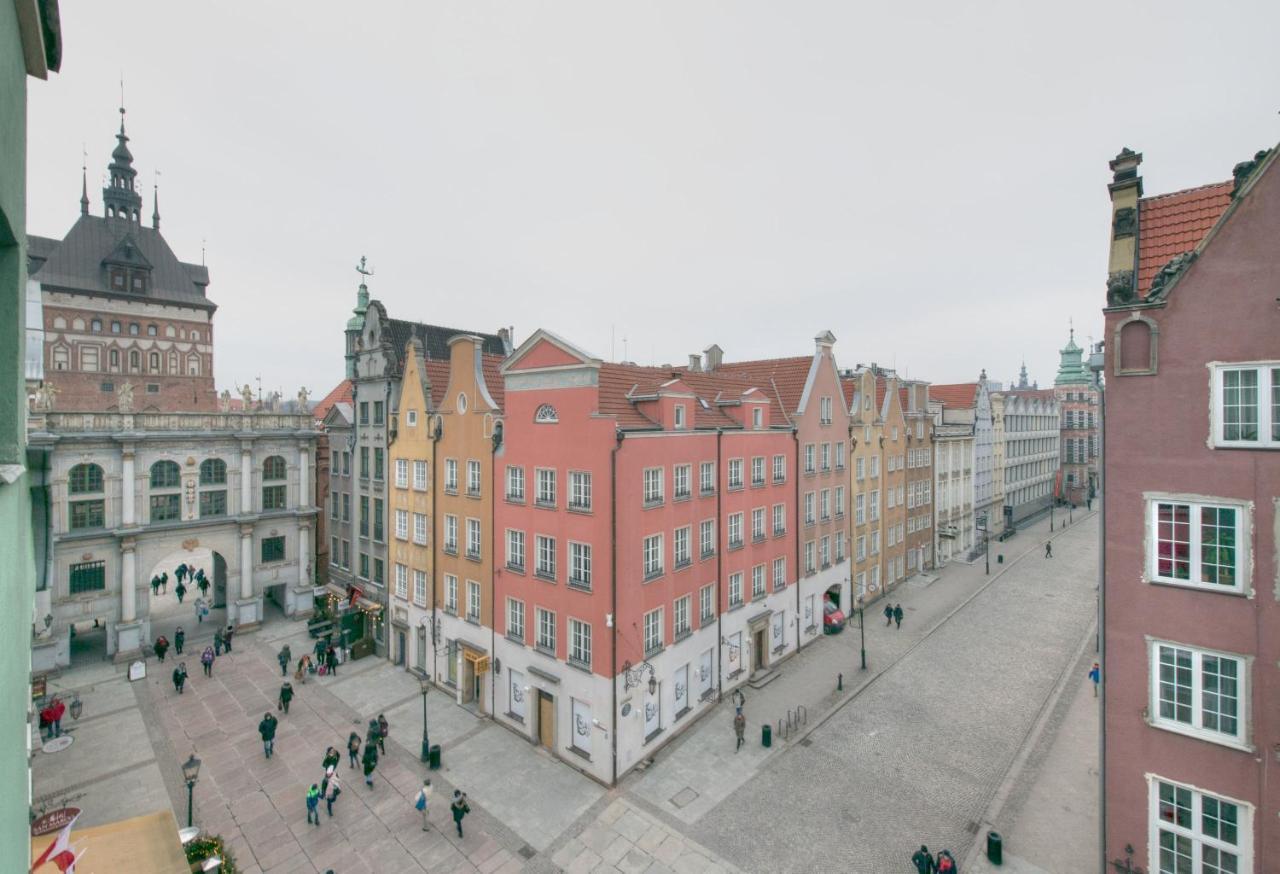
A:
[201,238,206,266]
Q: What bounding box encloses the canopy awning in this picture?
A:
[32,810,188,874]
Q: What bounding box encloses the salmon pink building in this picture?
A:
[1101,144,1279,873]
[494,330,797,785]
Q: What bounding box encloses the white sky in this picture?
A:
[27,2,1280,399]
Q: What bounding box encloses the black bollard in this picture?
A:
[837,673,843,691]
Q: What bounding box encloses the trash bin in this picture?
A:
[987,830,1003,865]
[428,744,442,770]
[761,724,772,748]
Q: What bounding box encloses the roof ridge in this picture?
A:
[1140,179,1233,203]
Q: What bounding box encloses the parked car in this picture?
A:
[823,598,846,633]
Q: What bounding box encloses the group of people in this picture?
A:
[37,697,66,740]
[913,845,959,873]
[165,623,237,694]
[883,603,905,629]
[280,639,341,684]
[150,563,210,606]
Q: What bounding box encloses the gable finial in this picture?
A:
[79,144,89,215]
[152,169,161,230]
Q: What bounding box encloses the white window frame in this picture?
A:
[1145,496,1248,595]
[699,584,714,622]
[413,512,427,545]
[773,503,785,535]
[751,456,765,486]
[535,534,556,580]
[727,513,743,548]
[728,458,744,489]
[394,509,408,541]
[467,459,482,495]
[752,507,765,540]
[673,464,691,499]
[835,441,845,470]
[536,607,555,652]
[413,569,427,606]
[444,514,458,552]
[700,519,716,557]
[535,467,556,507]
[700,461,716,494]
[506,598,525,641]
[1148,775,1253,874]
[445,574,458,613]
[643,607,664,655]
[772,454,786,483]
[643,533,664,579]
[444,458,458,492]
[394,563,408,600]
[673,595,690,637]
[728,572,743,607]
[569,618,592,667]
[506,465,525,501]
[1148,638,1250,750]
[773,556,785,590]
[466,517,482,559]
[413,460,428,491]
[570,470,592,511]
[569,541,592,588]
[643,468,664,505]
[673,403,686,430]
[1209,361,1280,448]
[395,458,408,489]
[466,579,481,621]
[506,529,525,570]
[674,526,690,566]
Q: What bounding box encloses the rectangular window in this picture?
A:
[751,456,765,486]
[342,493,351,522]
[835,442,845,470]
[871,531,880,554]
[870,490,880,521]
[1149,499,1245,593]
[772,454,786,483]
[444,459,458,493]
[444,514,458,553]
[536,608,555,653]
[413,460,428,490]
[1150,778,1252,874]
[570,542,592,589]
[673,464,691,499]
[700,519,716,557]
[820,443,831,471]
[358,496,370,538]
[857,535,866,561]
[871,456,880,478]
[69,560,106,594]
[673,404,686,430]
[536,535,556,580]
[773,556,786,590]
[856,457,865,480]
[644,608,664,655]
[373,558,384,583]
[1212,363,1279,447]
[395,509,408,540]
[466,580,480,621]
[331,536,340,566]
[805,541,815,573]
[752,507,765,541]
[804,444,815,474]
[887,488,896,509]
[506,465,524,501]
[835,486,845,517]
[466,517,481,559]
[373,498,384,541]
[360,447,369,479]
[395,563,408,599]
[263,484,287,511]
[536,468,556,507]
[342,452,350,476]
[262,535,285,562]
[413,513,427,545]
[359,552,369,579]
[727,513,743,548]
[821,536,831,568]
[804,492,815,524]
[359,402,369,425]
[699,584,714,622]
[569,618,591,668]
[819,489,830,521]
[507,529,525,570]
[331,491,340,518]
[674,527,691,567]
[751,564,765,598]
[373,448,384,481]
[674,596,691,638]
[643,533,664,579]
[150,493,180,522]
[445,575,458,613]
[820,396,832,425]
[342,540,350,568]
[835,534,845,562]
[569,471,592,511]
[373,401,384,425]
[773,503,785,535]
[1151,641,1247,746]
[467,459,482,496]
[413,570,427,606]
[727,458,743,489]
[506,598,525,641]
[728,573,743,607]
[700,461,716,495]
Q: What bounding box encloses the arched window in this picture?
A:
[149,351,160,372]
[534,404,558,424]
[129,323,139,336]
[129,350,140,371]
[109,349,120,370]
[149,460,181,522]
[91,319,102,333]
[199,458,228,518]
[68,463,105,530]
[147,324,157,336]
[262,455,287,510]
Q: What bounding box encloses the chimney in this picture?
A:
[1106,147,1143,306]
[497,326,513,354]
[703,344,723,372]
[688,354,702,372]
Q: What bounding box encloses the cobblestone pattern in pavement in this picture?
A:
[679,515,1099,873]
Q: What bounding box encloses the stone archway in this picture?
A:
[143,543,233,650]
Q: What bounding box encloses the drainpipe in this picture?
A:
[1096,376,1107,872]
[610,429,623,786]
[715,428,724,702]
[792,427,802,651]
[490,420,499,720]
[429,415,441,685]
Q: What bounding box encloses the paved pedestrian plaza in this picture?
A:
[32,511,1098,872]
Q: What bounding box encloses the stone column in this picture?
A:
[240,443,253,514]
[240,527,254,599]
[297,523,310,586]
[121,542,137,623]
[121,447,136,526]
[298,444,310,508]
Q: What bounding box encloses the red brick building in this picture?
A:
[1102,144,1279,873]
[28,110,216,412]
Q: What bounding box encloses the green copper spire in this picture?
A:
[345,255,372,332]
[1054,324,1091,385]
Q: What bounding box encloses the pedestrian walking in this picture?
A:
[884,603,894,626]
[1045,541,1053,559]
[450,791,471,838]
[313,637,327,665]
[361,743,378,787]
[912,845,936,874]
[366,718,380,751]
[50,697,65,736]
[200,645,215,677]
[153,635,169,662]
[174,626,185,655]
[325,644,338,676]
[733,710,746,751]
[176,562,188,584]
[325,772,341,817]
[893,604,904,630]
[1089,662,1101,697]
[936,849,957,873]
[160,571,169,594]
[322,746,341,772]
[278,681,294,714]
[258,712,278,758]
[321,764,336,798]
[376,714,389,754]
[38,703,54,740]
[347,732,361,769]
[306,784,321,825]
[172,662,187,694]
[175,581,187,604]
[194,597,206,624]
[213,629,224,656]
[414,778,432,831]
[296,655,310,684]
[223,625,234,652]
[150,575,161,597]
[278,644,292,677]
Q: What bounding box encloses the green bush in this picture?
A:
[185,835,237,873]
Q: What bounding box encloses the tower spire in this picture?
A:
[152,170,160,230]
[79,147,89,215]
[102,100,142,223]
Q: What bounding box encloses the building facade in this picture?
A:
[998,389,1061,524]
[28,409,317,668]
[901,379,935,574]
[878,373,909,589]
[845,367,887,599]
[989,391,1006,533]
[1053,329,1099,506]
[929,383,978,563]
[1102,144,1279,872]
[28,113,216,413]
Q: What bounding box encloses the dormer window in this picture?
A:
[753,407,763,430]
[674,404,686,430]
[110,269,126,290]
[131,272,146,293]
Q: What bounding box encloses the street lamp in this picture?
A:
[69,694,83,721]
[622,660,656,695]
[855,594,867,670]
[419,676,431,764]
[977,516,990,576]
[181,753,201,828]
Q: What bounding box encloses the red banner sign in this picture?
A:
[31,807,80,836]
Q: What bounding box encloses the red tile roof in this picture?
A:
[598,363,766,430]
[481,354,506,412]
[1136,181,1232,298]
[930,383,978,410]
[313,379,353,422]
[696,356,812,421]
[840,376,858,411]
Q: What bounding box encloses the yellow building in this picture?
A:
[876,372,909,595]
[388,338,435,673]
[432,335,503,713]
[844,368,886,602]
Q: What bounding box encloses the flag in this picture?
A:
[31,811,78,872]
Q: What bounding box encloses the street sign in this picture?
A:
[31,807,80,835]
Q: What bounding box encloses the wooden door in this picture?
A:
[538,691,554,749]
[753,628,766,672]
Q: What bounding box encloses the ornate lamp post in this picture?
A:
[181,753,201,828]
[856,594,867,670]
[622,661,656,695]
[419,675,431,763]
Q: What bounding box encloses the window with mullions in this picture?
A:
[262,535,285,562]
[1211,363,1280,448]
[1151,640,1247,748]
[150,460,181,522]
[263,455,287,510]
[1151,778,1251,874]
[69,560,106,594]
[1149,499,1246,594]
[68,480,103,530]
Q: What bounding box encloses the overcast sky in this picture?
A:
[27,2,1280,399]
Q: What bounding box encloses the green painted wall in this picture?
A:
[0,1,36,869]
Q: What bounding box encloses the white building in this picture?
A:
[997,389,1062,524]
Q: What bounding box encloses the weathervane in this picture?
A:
[356,255,373,281]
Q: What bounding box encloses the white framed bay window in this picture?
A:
[1146,495,1248,594]
[1149,638,1250,750]
[1149,775,1252,874]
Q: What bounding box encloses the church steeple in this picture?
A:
[79,160,89,216]
[102,104,143,223]
[1054,322,1091,385]
[152,179,160,230]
